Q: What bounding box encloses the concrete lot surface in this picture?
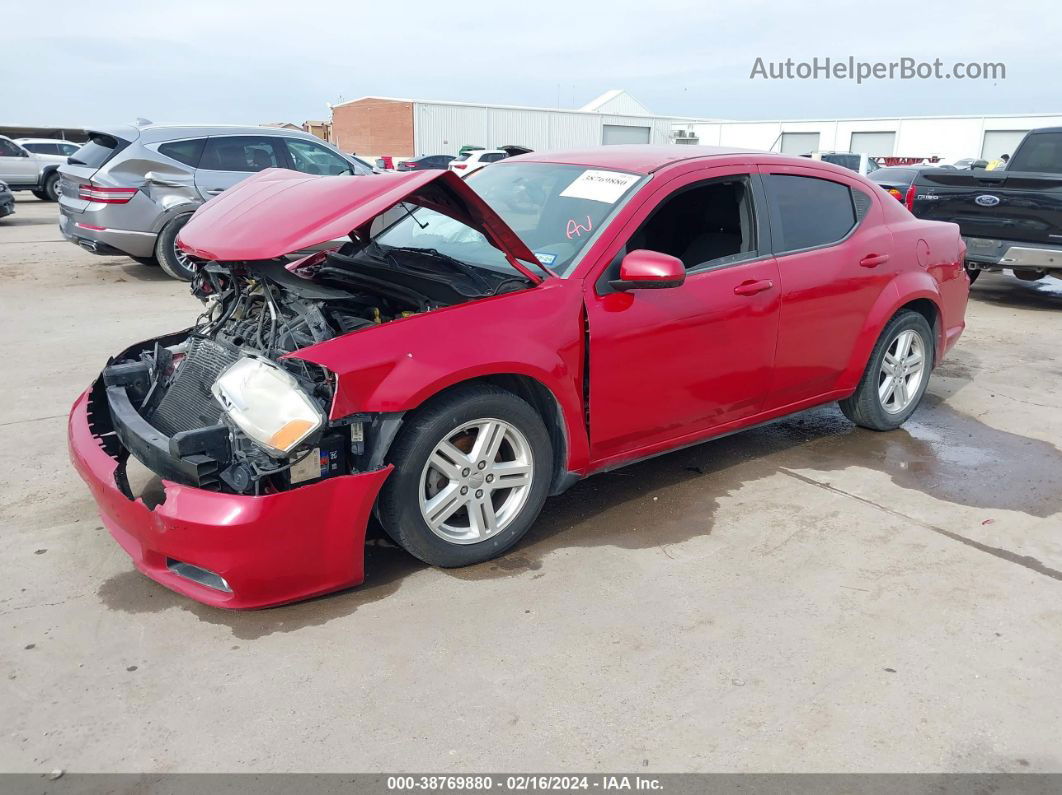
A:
[1,195,1060,773]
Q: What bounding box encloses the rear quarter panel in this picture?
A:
[837,202,967,389]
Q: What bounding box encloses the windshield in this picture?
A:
[372,163,644,277]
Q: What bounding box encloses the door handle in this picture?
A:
[859,253,890,268]
[205,188,225,195]
[733,279,774,296]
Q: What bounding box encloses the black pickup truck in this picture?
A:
[910,127,1062,283]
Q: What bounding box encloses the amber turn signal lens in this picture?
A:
[269,419,316,452]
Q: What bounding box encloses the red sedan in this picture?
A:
[68,146,969,608]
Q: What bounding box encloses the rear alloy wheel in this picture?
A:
[155,213,197,281]
[839,310,934,431]
[378,385,553,567]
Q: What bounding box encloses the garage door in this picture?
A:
[981,130,1029,160]
[602,125,651,145]
[850,131,896,157]
[779,132,820,155]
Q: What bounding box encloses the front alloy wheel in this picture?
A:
[378,384,553,567]
[419,418,534,544]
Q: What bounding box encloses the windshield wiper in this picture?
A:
[380,246,499,291]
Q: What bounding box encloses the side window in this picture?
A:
[627,177,757,271]
[0,139,24,157]
[765,174,856,254]
[60,143,80,156]
[200,136,282,172]
[483,152,506,163]
[285,139,352,175]
[158,138,206,168]
[24,143,55,154]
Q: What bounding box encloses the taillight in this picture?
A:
[888,188,902,201]
[452,163,467,170]
[904,185,916,211]
[79,183,138,204]
[404,161,418,169]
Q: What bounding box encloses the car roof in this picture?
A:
[507,145,829,174]
[512,145,759,173]
[85,124,335,146]
[14,137,78,145]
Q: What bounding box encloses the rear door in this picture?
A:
[193,135,286,198]
[759,165,894,408]
[0,138,38,185]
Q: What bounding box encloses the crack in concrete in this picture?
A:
[779,467,1062,583]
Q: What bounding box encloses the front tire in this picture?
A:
[155,214,196,281]
[839,310,934,431]
[378,384,553,567]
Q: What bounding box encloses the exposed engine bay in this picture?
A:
[95,244,531,497]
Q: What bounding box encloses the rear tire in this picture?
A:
[40,172,60,202]
[377,384,553,568]
[839,310,934,431]
[155,214,196,281]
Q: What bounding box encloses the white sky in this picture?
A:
[4,0,1060,127]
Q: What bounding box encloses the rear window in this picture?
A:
[1008,132,1062,174]
[870,168,916,183]
[68,133,127,169]
[821,154,861,172]
[158,138,206,168]
[454,153,472,161]
[765,174,857,253]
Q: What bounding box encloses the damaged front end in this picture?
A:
[96,257,429,497]
[91,167,548,500]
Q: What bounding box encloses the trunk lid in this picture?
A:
[177,168,547,281]
[912,169,1062,245]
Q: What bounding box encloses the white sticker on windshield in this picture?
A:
[559,170,640,204]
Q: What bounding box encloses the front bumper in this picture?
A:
[963,236,1062,271]
[0,193,13,218]
[68,387,392,609]
[58,209,157,258]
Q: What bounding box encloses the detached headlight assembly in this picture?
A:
[212,357,324,457]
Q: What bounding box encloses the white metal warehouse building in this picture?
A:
[672,113,1062,163]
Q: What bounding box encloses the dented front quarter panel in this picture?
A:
[290,279,592,474]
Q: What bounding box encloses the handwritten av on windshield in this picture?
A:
[559,170,640,203]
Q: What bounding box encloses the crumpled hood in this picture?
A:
[177,168,544,280]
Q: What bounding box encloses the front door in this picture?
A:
[0,139,38,185]
[585,167,781,463]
